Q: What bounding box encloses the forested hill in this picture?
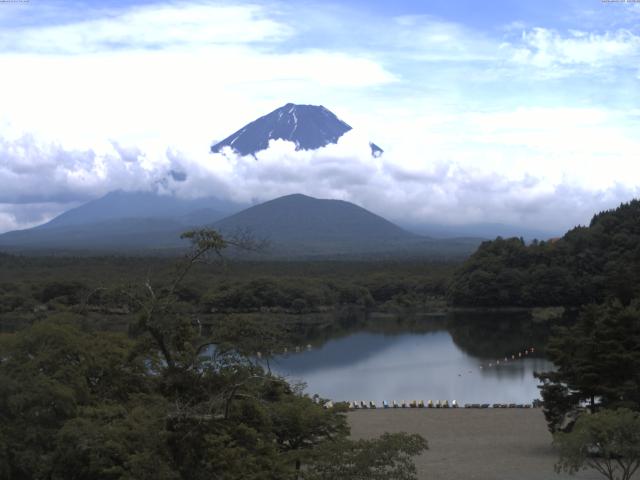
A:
[448,199,640,307]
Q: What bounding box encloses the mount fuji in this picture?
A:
[211,103,383,157]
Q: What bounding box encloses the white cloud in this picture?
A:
[0,3,292,54]
[388,15,498,62]
[0,202,80,233]
[508,27,640,72]
[0,134,164,204]
[0,1,639,236]
[1,104,639,235]
[182,124,640,232]
[0,21,396,151]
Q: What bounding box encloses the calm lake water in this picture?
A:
[268,326,554,404]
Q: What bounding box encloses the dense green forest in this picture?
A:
[0,253,453,336]
[448,200,640,307]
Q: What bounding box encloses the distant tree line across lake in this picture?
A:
[448,200,640,308]
[0,255,453,336]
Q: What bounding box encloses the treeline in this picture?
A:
[0,258,454,333]
[448,200,640,307]
[203,274,448,313]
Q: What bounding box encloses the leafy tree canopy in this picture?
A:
[449,200,640,307]
[554,408,640,480]
[536,301,640,432]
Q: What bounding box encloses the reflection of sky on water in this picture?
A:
[269,331,553,404]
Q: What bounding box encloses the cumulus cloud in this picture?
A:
[187,128,640,233]
[1,116,640,235]
[0,135,165,204]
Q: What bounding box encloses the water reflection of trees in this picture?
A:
[477,357,554,380]
[298,307,448,348]
[208,307,574,363]
[303,308,558,359]
[446,310,552,359]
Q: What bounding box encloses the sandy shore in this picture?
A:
[348,409,606,480]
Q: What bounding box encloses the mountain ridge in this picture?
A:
[0,192,481,258]
[214,193,417,248]
[37,190,241,230]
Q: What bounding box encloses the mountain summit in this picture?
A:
[213,193,416,256]
[210,103,382,156]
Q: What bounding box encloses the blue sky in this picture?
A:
[0,0,639,233]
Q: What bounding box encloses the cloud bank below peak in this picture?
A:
[2,117,639,236]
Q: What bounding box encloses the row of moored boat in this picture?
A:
[321,400,536,409]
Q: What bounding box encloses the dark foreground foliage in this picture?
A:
[0,230,428,480]
[536,301,640,433]
[554,408,640,480]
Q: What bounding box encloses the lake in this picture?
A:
[268,314,554,404]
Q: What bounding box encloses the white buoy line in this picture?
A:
[479,346,536,370]
[256,345,537,364]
